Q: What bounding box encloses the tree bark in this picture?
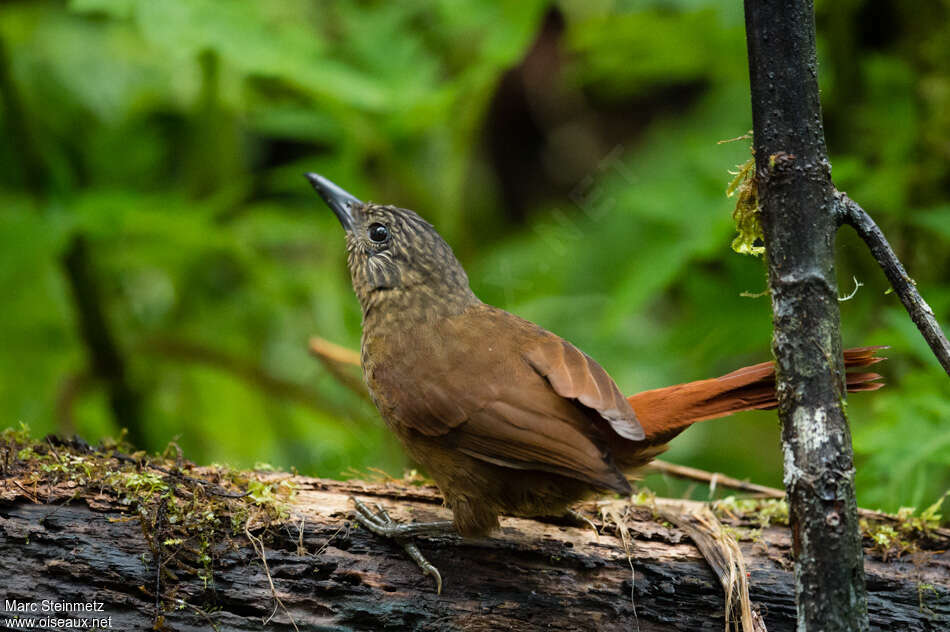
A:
[1,475,947,631]
[743,1,869,629]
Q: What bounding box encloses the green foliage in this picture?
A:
[0,0,947,513]
[853,369,950,511]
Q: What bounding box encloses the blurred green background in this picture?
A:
[1,0,947,513]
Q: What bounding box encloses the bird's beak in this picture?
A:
[305,173,361,231]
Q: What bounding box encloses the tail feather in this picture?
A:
[626,346,886,446]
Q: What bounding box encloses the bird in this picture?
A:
[305,172,884,593]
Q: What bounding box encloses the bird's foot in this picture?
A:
[349,496,456,594]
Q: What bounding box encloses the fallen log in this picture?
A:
[0,435,947,631]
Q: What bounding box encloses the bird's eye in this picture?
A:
[368,223,390,244]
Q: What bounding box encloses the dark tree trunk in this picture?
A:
[743,1,869,629]
[0,34,146,447]
[1,476,947,631]
[61,235,146,449]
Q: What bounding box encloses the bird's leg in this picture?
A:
[349,497,456,594]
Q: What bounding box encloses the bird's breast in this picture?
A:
[360,311,508,429]
[360,321,442,422]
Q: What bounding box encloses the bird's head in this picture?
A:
[306,173,477,318]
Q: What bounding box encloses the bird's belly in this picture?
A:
[393,431,594,536]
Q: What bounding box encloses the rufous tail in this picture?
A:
[626,346,886,446]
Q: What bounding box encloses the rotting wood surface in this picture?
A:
[0,475,947,631]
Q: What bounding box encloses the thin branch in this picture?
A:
[308,336,361,366]
[646,460,785,499]
[837,192,950,376]
[245,523,300,632]
[307,336,370,403]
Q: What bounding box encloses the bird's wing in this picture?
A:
[381,308,637,493]
[522,334,644,441]
[452,397,633,493]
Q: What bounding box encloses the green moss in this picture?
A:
[722,524,763,543]
[725,144,764,257]
[630,489,658,508]
[713,496,789,529]
[627,487,665,522]
[1,425,296,622]
[708,487,947,561]
[860,493,946,559]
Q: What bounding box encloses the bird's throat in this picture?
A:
[360,283,479,333]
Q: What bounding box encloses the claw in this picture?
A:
[349,496,454,594]
[402,540,443,595]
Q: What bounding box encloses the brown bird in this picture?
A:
[306,173,884,592]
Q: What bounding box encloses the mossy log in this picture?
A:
[1,464,948,632]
